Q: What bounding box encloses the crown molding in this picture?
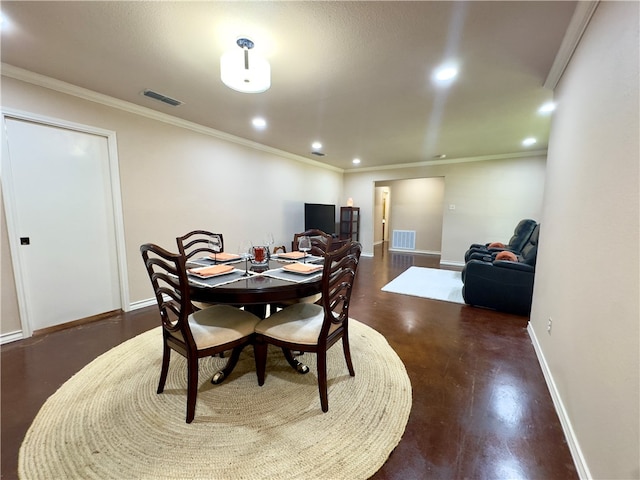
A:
[1,63,549,175]
[344,150,548,173]
[0,63,344,174]
[544,1,599,90]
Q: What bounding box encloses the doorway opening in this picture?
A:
[373,177,445,256]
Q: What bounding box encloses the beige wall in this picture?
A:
[373,187,385,244]
[530,2,639,478]
[380,177,444,254]
[344,155,546,264]
[1,75,343,335]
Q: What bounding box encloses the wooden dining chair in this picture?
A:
[255,241,362,412]
[271,229,334,314]
[292,229,333,256]
[176,230,225,264]
[140,243,260,423]
[176,230,225,310]
[272,245,287,254]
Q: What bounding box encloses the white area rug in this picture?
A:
[381,266,464,304]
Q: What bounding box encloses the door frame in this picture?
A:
[1,108,130,337]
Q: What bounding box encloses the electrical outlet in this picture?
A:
[547,318,553,335]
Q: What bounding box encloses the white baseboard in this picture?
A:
[129,298,160,310]
[527,323,591,479]
[440,260,465,268]
[2,301,155,344]
[388,248,441,256]
[1,330,24,345]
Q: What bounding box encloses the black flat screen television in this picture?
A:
[304,203,336,235]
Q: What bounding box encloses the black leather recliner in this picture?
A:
[461,225,540,316]
[464,219,537,262]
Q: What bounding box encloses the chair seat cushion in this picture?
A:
[171,305,260,349]
[256,303,338,345]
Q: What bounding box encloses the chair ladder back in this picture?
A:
[272,245,287,254]
[293,229,333,257]
[140,243,194,343]
[321,242,362,326]
[176,230,225,260]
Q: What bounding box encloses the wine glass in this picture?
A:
[209,234,222,263]
[298,236,311,264]
[264,232,275,256]
[238,240,251,276]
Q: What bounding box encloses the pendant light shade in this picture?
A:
[220,38,271,93]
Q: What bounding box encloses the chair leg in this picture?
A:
[342,333,355,377]
[255,337,268,386]
[186,356,198,424]
[318,350,329,412]
[157,342,171,394]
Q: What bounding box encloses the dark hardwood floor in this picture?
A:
[1,244,578,479]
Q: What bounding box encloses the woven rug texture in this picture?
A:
[381,266,464,304]
[19,320,411,480]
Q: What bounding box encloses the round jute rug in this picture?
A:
[19,320,412,480]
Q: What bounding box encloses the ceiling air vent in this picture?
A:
[311,151,326,156]
[142,89,183,107]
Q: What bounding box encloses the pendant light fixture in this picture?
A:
[220,37,271,93]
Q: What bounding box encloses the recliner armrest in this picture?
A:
[467,252,493,262]
[492,260,534,273]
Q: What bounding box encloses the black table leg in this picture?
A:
[282,347,309,374]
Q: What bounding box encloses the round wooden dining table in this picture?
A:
[188,257,323,375]
[188,258,323,319]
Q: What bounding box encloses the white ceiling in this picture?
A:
[0,1,577,170]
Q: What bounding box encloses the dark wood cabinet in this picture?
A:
[339,207,360,241]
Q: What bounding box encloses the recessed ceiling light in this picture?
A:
[538,102,556,114]
[433,154,447,159]
[522,137,537,147]
[311,141,322,150]
[252,117,267,129]
[1,12,13,31]
[432,64,459,84]
[352,158,361,165]
[435,67,458,81]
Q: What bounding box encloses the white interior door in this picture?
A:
[3,116,121,333]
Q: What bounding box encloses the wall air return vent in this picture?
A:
[392,230,416,250]
[142,89,183,106]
